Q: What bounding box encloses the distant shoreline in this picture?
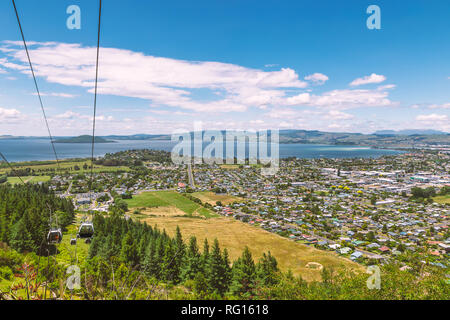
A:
[53,135,116,144]
[0,140,406,164]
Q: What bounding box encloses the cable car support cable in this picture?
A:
[11,0,61,171]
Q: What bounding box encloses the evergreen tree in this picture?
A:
[161,240,179,283]
[208,239,229,295]
[10,217,35,253]
[222,248,232,291]
[181,236,201,281]
[120,231,139,267]
[231,246,256,296]
[200,238,210,272]
[173,226,185,280]
[193,272,209,299]
[256,251,279,286]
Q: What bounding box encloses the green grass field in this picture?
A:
[125,191,217,218]
[55,224,90,266]
[6,176,51,185]
[433,194,450,204]
[124,192,170,208]
[0,160,130,175]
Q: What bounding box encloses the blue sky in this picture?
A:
[0,0,449,135]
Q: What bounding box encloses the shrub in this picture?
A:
[0,265,13,280]
[0,248,23,269]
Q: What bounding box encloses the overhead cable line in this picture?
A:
[0,152,25,185]
[11,0,61,170]
[89,0,102,205]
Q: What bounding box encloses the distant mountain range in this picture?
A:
[54,135,115,144]
[373,129,448,135]
[104,129,450,147]
[1,129,449,148]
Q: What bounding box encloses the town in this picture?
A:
[43,148,449,271]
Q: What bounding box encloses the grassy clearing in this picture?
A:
[55,224,90,266]
[126,191,217,218]
[192,191,242,205]
[219,164,240,170]
[143,216,363,281]
[433,195,450,204]
[124,192,170,208]
[134,206,185,218]
[0,160,129,175]
[6,176,51,185]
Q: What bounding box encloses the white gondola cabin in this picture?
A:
[47,228,63,244]
[78,222,94,239]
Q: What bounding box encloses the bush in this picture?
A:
[0,248,23,269]
[0,265,13,280]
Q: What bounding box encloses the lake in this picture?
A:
[0,138,404,163]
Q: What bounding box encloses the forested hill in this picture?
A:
[0,184,74,253]
[54,135,114,144]
[100,130,450,147]
[5,130,450,147]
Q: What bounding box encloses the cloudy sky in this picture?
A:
[0,0,449,136]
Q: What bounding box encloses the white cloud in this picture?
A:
[33,92,77,98]
[249,119,264,125]
[350,73,386,86]
[428,103,450,109]
[0,41,309,113]
[0,107,22,121]
[326,110,354,120]
[148,109,190,116]
[304,73,329,85]
[285,88,395,109]
[53,111,90,120]
[328,123,351,130]
[285,93,311,105]
[377,84,396,90]
[416,113,448,121]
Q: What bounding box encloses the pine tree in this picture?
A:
[208,239,228,295]
[256,251,279,286]
[10,217,35,253]
[193,271,209,299]
[143,239,158,278]
[120,231,139,267]
[222,248,232,290]
[200,238,210,272]
[231,246,256,296]
[161,240,179,283]
[181,236,201,281]
[173,226,185,280]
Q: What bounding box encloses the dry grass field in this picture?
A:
[142,216,363,281]
[126,191,218,218]
[192,191,243,205]
[433,195,450,204]
[137,206,187,217]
